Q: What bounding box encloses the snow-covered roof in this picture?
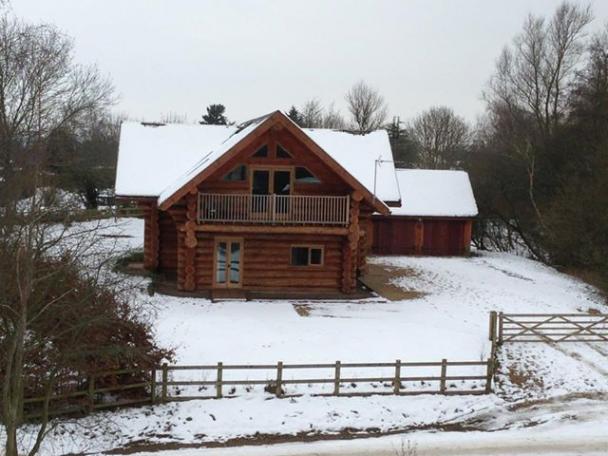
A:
[157,118,266,205]
[115,122,236,197]
[304,128,400,203]
[391,169,478,217]
[115,113,401,206]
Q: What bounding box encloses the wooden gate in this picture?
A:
[498,313,608,343]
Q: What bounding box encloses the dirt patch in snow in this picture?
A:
[292,303,312,317]
[360,263,424,301]
[506,365,544,390]
[103,422,481,455]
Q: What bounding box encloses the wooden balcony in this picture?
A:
[197,193,350,227]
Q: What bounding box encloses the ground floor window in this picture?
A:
[290,245,323,266]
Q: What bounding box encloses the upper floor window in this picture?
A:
[253,145,268,157]
[223,164,247,181]
[295,167,321,184]
[276,144,292,158]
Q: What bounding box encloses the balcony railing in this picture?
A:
[197,193,350,226]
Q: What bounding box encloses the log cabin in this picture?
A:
[372,169,478,256]
[114,110,401,295]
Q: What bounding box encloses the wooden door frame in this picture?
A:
[249,165,294,195]
[213,237,244,288]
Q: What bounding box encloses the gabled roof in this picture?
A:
[391,169,478,218]
[115,111,400,214]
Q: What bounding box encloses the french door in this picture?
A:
[251,167,292,215]
[214,238,243,288]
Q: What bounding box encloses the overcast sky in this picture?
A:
[12,0,608,125]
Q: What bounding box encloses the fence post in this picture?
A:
[498,312,504,344]
[489,311,497,341]
[88,374,96,412]
[276,361,283,397]
[216,362,223,399]
[485,358,493,393]
[150,368,157,404]
[333,361,341,396]
[161,363,168,403]
[393,359,401,394]
[439,359,447,393]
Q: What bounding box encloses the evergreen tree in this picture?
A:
[200,104,228,125]
[287,105,303,126]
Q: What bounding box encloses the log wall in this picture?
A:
[191,232,344,291]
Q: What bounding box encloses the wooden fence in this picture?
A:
[158,359,493,401]
[21,358,493,419]
[22,369,153,420]
[491,312,608,343]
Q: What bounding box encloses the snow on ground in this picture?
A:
[9,218,608,455]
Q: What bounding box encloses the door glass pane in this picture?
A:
[274,170,291,214]
[273,171,291,195]
[252,170,270,213]
[230,242,241,284]
[252,170,270,194]
[216,242,227,284]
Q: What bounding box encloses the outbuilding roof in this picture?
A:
[391,169,478,218]
[114,111,401,208]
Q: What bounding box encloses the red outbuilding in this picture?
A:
[372,169,478,256]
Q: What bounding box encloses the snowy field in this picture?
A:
[9,217,608,455]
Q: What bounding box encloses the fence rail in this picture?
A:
[197,193,350,226]
[158,358,493,401]
[22,370,153,420]
[496,312,608,343]
[21,358,493,419]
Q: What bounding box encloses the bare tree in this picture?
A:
[299,99,324,128]
[0,14,114,190]
[345,80,388,134]
[0,177,166,456]
[407,106,470,169]
[161,111,189,124]
[0,13,120,456]
[321,103,346,129]
[483,1,593,239]
[486,2,592,138]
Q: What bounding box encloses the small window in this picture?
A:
[291,246,323,266]
[223,164,247,181]
[295,167,321,184]
[253,145,268,157]
[276,144,292,158]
